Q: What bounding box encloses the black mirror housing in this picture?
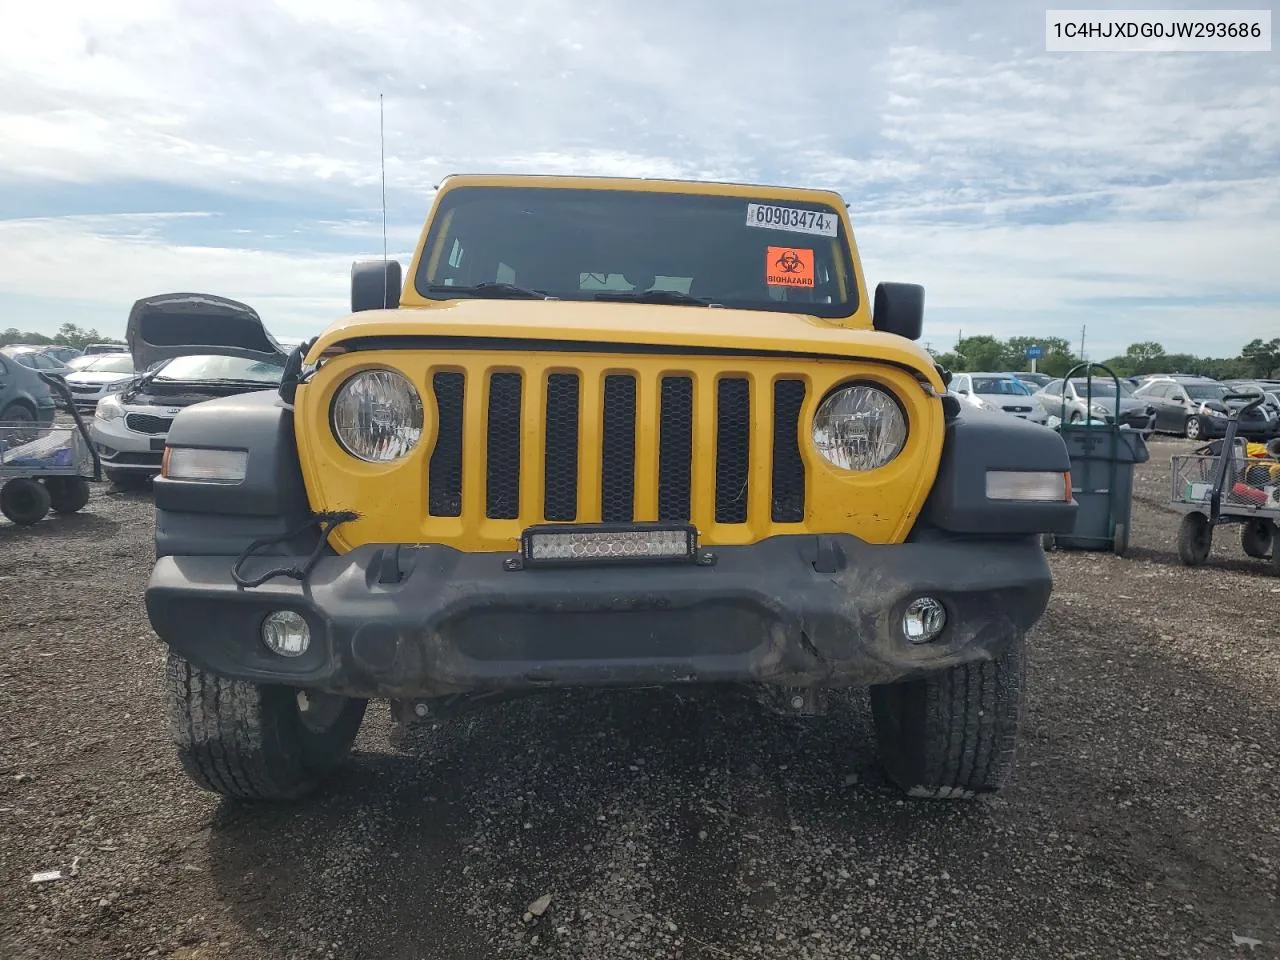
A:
[871,282,924,341]
[351,260,403,313]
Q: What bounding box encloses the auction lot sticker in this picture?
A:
[746,203,838,237]
[766,247,815,287]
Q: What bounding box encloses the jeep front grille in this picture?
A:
[425,367,808,530]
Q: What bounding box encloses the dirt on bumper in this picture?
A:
[145,534,1052,698]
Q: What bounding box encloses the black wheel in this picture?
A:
[0,402,38,444]
[1241,519,1273,560]
[870,633,1026,799]
[1184,416,1202,440]
[105,468,149,491]
[1112,521,1129,557]
[165,652,368,801]
[44,476,91,514]
[0,477,52,526]
[1176,512,1212,566]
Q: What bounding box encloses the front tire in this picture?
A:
[870,633,1026,799]
[1184,416,1202,440]
[165,652,367,801]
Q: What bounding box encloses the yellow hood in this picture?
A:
[306,299,944,390]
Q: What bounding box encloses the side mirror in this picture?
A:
[955,386,969,395]
[871,281,924,341]
[351,259,403,313]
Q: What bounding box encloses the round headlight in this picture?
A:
[331,369,424,462]
[812,383,908,471]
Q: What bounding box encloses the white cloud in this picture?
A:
[0,0,1276,359]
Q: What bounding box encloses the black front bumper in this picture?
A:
[146,534,1053,698]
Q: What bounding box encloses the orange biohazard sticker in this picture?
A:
[766,246,814,287]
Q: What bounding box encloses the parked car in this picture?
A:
[1,345,73,381]
[1132,376,1280,440]
[92,351,286,488]
[0,351,58,427]
[1032,377,1156,433]
[1010,371,1052,389]
[949,371,1048,424]
[64,352,139,413]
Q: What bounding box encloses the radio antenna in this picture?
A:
[379,93,388,303]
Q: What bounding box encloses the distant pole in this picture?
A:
[380,93,388,266]
[1080,324,1086,361]
[1031,356,1037,374]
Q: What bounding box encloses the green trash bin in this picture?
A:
[1043,363,1150,556]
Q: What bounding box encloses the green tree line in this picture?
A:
[0,323,111,350]
[932,336,1280,381]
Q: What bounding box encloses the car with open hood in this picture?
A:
[90,295,287,488]
[138,173,1076,806]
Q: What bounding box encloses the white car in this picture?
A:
[950,372,1048,424]
[64,352,138,413]
[92,352,286,488]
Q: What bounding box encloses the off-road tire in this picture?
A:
[1,477,52,526]
[1177,511,1212,566]
[105,468,149,491]
[165,652,367,801]
[870,633,1026,799]
[1241,519,1273,560]
[44,476,91,514]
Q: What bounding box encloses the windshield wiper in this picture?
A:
[424,282,553,300]
[590,290,714,307]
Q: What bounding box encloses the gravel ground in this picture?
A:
[2,434,1278,960]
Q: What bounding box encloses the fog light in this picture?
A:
[261,610,310,657]
[903,597,946,643]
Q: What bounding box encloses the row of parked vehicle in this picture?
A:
[0,331,292,489]
[947,369,1280,440]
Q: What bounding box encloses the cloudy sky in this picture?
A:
[1,0,1276,360]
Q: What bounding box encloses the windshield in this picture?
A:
[1067,380,1131,398]
[972,377,1029,395]
[81,355,135,374]
[415,186,858,318]
[155,355,285,383]
[1184,383,1229,400]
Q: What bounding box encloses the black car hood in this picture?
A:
[126,293,287,371]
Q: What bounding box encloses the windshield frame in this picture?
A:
[412,185,860,319]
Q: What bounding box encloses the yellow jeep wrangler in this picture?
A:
[138,174,1075,803]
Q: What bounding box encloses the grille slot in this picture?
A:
[714,378,751,523]
[485,373,522,519]
[543,373,580,521]
[428,372,464,517]
[657,376,694,522]
[771,380,806,522]
[600,375,637,523]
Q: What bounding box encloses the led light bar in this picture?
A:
[985,470,1072,502]
[520,523,698,567]
[162,446,249,483]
